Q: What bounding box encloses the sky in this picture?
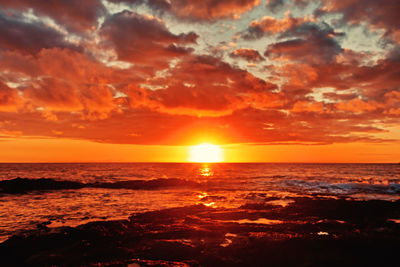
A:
[0,0,399,162]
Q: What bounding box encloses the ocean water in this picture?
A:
[0,163,399,242]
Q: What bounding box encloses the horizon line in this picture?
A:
[0,161,398,164]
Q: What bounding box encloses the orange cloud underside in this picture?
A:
[0,0,399,162]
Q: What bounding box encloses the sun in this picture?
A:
[188,143,223,163]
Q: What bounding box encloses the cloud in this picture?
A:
[100,11,197,65]
[0,12,79,55]
[120,55,278,116]
[216,107,391,145]
[335,98,381,113]
[265,22,344,64]
[229,48,264,62]
[268,46,400,123]
[0,0,105,33]
[0,48,129,119]
[160,0,261,21]
[0,0,398,146]
[0,82,22,111]
[1,43,397,145]
[291,100,326,113]
[323,92,358,101]
[317,0,400,43]
[266,0,309,11]
[265,0,285,11]
[241,14,314,39]
[22,77,117,119]
[269,45,400,99]
[112,0,261,21]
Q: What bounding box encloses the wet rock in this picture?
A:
[0,178,84,194]
[1,198,400,266]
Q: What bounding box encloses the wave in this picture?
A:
[282,180,400,196]
[0,177,201,194]
[90,178,201,190]
[2,177,399,197]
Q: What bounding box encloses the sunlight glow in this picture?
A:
[188,143,223,163]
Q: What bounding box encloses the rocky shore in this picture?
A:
[1,196,399,266]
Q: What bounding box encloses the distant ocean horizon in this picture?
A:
[1,161,399,164]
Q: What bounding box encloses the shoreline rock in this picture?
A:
[1,197,399,266]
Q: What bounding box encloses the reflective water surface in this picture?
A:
[0,163,399,241]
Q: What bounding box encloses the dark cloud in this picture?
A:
[0,12,79,55]
[265,0,285,12]
[265,22,344,64]
[0,0,105,33]
[316,0,400,43]
[100,11,197,65]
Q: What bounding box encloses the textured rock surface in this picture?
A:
[1,197,400,266]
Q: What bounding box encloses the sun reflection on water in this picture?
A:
[197,192,208,199]
[199,164,214,177]
[197,191,217,207]
[196,165,218,206]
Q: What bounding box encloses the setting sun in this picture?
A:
[188,143,223,163]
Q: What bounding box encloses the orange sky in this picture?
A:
[0,137,399,163]
[0,0,399,162]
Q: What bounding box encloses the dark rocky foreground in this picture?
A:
[1,197,400,267]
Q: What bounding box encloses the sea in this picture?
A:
[0,163,399,242]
